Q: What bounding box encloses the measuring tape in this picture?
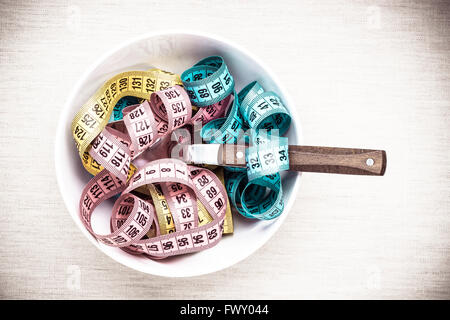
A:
[146,167,233,235]
[181,56,292,220]
[200,91,244,144]
[182,57,292,219]
[72,56,292,258]
[225,172,284,220]
[238,80,291,134]
[80,159,227,258]
[227,81,291,219]
[181,56,234,107]
[246,136,290,181]
[72,68,237,258]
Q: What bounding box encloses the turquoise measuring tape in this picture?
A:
[184,56,292,219]
[246,136,290,181]
[181,56,235,107]
[226,172,284,219]
[238,81,291,135]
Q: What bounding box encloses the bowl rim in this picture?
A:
[55,30,303,277]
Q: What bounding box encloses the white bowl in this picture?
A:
[55,31,303,277]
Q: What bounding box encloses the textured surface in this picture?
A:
[0,0,449,299]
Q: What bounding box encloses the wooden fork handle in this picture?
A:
[288,145,387,175]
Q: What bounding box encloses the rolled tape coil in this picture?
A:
[181,56,234,107]
[225,172,284,220]
[147,167,233,235]
[238,81,291,135]
[246,136,290,181]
